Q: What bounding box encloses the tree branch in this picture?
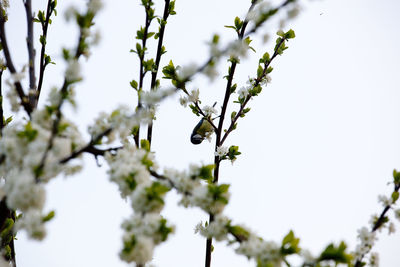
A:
[354,182,400,267]
[23,0,37,108]
[0,69,4,135]
[205,3,257,267]
[220,37,286,145]
[135,1,153,147]
[0,3,32,116]
[36,0,54,107]
[147,0,171,148]
[59,128,114,164]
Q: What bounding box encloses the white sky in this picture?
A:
[4,0,400,266]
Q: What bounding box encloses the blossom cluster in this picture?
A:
[164,164,230,215]
[179,89,199,107]
[0,106,85,239]
[120,213,174,264]
[88,105,153,143]
[354,227,377,262]
[104,143,173,265]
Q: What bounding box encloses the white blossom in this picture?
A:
[177,63,198,80]
[88,0,103,14]
[196,215,230,241]
[120,213,174,264]
[5,170,45,212]
[189,184,230,214]
[15,210,47,240]
[237,86,250,99]
[203,105,217,117]
[236,234,281,265]
[130,181,166,213]
[65,59,82,82]
[179,96,189,107]
[369,252,379,267]
[215,146,228,158]
[105,144,152,198]
[188,89,199,103]
[120,235,154,264]
[228,40,250,59]
[354,227,377,261]
[377,195,392,207]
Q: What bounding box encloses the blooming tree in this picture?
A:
[0,0,399,267]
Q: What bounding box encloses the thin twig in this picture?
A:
[135,1,153,147]
[36,0,54,106]
[354,182,400,267]
[0,69,4,135]
[59,128,114,164]
[204,3,257,267]
[0,3,32,116]
[23,0,37,108]
[220,37,286,145]
[35,25,87,180]
[147,0,171,147]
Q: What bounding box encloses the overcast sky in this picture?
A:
[4,0,400,266]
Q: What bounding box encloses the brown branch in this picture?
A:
[354,182,400,267]
[147,0,171,147]
[59,128,114,164]
[23,0,37,108]
[0,69,4,135]
[220,37,286,145]
[135,1,153,147]
[205,3,257,267]
[0,3,32,116]
[36,0,54,106]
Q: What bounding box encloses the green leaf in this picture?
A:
[230,83,237,94]
[234,16,243,31]
[4,116,12,126]
[281,230,300,255]
[38,10,45,23]
[130,79,138,90]
[162,60,176,79]
[198,164,215,181]
[228,225,250,241]
[189,104,200,116]
[140,139,150,152]
[318,242,352,264]
[39,35,46,46]
[392,191,399,203]
[17,122,38,142]
[257,65,263,78]
[393,169,400,184]
[231,111,237,121]
[285,29,296,39]
[62,48,70,60]
[158,218,174,241]
[42,211,55,222]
